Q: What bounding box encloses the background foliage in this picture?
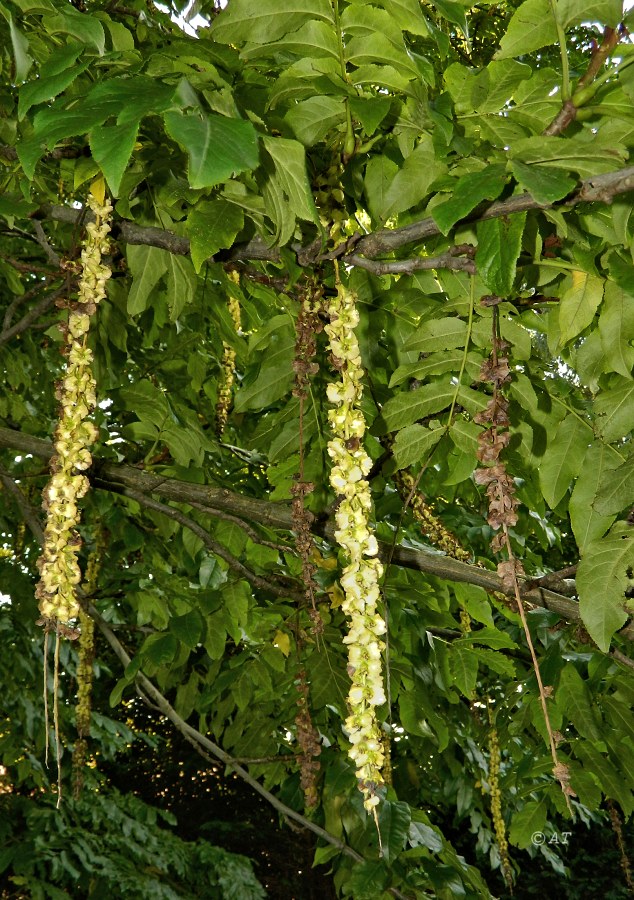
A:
[1,0,634,897]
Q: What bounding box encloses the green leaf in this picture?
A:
[141,632,179,667]
[375,381,457,433]
[223,581,250,632]
[0,194,37,224]
[598,281,634,378]
[306,640,348,711]
[345,33,419,81]
[594,451,634,516]
[538,414,590,508]
[260,136,319,245]
[349,95,392,136]
[346,860,390,898]
[457,627,519,650]
[432,165,508,236]
[476,59,532,115]
[408,817,443,852]
[8,15,33,82]
[575,742,633,812]
[382,137,446,217]
[595,378,634,442]
[19,61,89,120]
[510,160,576,205]
[570,443,618,551]
[90,120,138,197]
[602,696,634,747]
[556,664,602,740]
[389,350,479,388]
[241,18,339,61]
[377,800,411,863]
[119,379,171,428]
[378,0,429,35]
[558,270,604,347]
[494,0,558,60]
[204,611,226,660]
[577,523,634,651]
[364,155,399,222]
[187,200,244,273]
[127,245,168,316]
[234,324,295,412]
[211,0,333,44]
[511,133,626,178]
[170,609,204,649]
[392,423,444,470]
[509,800,547,850]
[556,0,623,28]
[476,212,526,296]
[44,7,105,54]
[164,111,259,190]
[285,95,346,147]
[449,647,478,698]
[166,254,197,320]
[162,424,204,466]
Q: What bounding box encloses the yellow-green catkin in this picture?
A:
[325,272,386,811]
[215,270,241,437]
[392,466,471,562]
[488,722,513,892]
[36,192,112,627]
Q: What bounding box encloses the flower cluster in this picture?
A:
[486,723,513,891]
[325,277,386,811]
[215,272,241,437]
[36,193,112,627]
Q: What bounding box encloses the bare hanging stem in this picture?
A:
[475,301,574,811]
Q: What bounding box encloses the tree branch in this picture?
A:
[108,483,305,601]
[352,166,634,257]
[0,463,45,546]
[90,604,414,900]
[0,285,66,347]
[2,473,410,898]
[0,424,595,627]
[32,165,634,269]
[345,251,476,276]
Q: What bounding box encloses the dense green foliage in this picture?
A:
[1,0,634,897]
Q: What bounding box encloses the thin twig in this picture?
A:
[543,25,623,137]
[0,464,45,545]
[0,285,67,347]
[31,221,61,267]
[503,525,573,812]
[115,485,305,601]
[186,498,293,554]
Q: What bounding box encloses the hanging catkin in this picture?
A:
[325,270,386,811]
[36,191,112,627]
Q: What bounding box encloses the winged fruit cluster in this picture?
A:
[36,193,112,627]
[325,275,386,810]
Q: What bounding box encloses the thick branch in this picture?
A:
[39,204,278,263]
[346,252,476,276]
[0,425,589,625]
[352,166,634,257]
[33,165,634,268]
